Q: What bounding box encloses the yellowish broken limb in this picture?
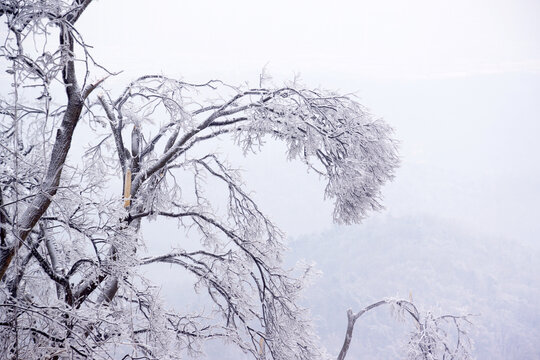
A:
[259,337,265,357]
[124,168,132,208]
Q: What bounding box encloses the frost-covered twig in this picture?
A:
[337,299,474,360]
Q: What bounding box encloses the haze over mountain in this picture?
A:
[289,215,540,359]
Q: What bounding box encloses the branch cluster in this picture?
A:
[0,2,403,359]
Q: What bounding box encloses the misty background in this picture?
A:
[74,1,539,358]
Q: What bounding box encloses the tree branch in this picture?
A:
[337,300,388,360]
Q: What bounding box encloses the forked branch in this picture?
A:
[337,299,473,360]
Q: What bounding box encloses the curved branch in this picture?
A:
[337,300,388,360]
[337,299,472,360]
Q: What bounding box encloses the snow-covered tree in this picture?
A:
[0,1,469,359]
[336,299,474,360]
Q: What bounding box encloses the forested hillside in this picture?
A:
[289,215,540,359]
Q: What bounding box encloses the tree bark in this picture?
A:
[337,300,387,360]
[0,26,84,281]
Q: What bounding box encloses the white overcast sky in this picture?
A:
[82,0,540,80]
[78,0,540,241]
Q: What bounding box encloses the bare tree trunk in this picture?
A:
[337,300,387,360]
[0,24,84,281]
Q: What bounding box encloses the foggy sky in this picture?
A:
[78,0,540,243]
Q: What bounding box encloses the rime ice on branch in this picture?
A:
[0,1,398,359]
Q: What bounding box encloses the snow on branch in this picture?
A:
[236,87,399,223]
[0,3,402,357]
[338,299,474,360]
[113,77,398,224]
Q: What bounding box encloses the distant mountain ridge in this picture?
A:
[288,215,540,359]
